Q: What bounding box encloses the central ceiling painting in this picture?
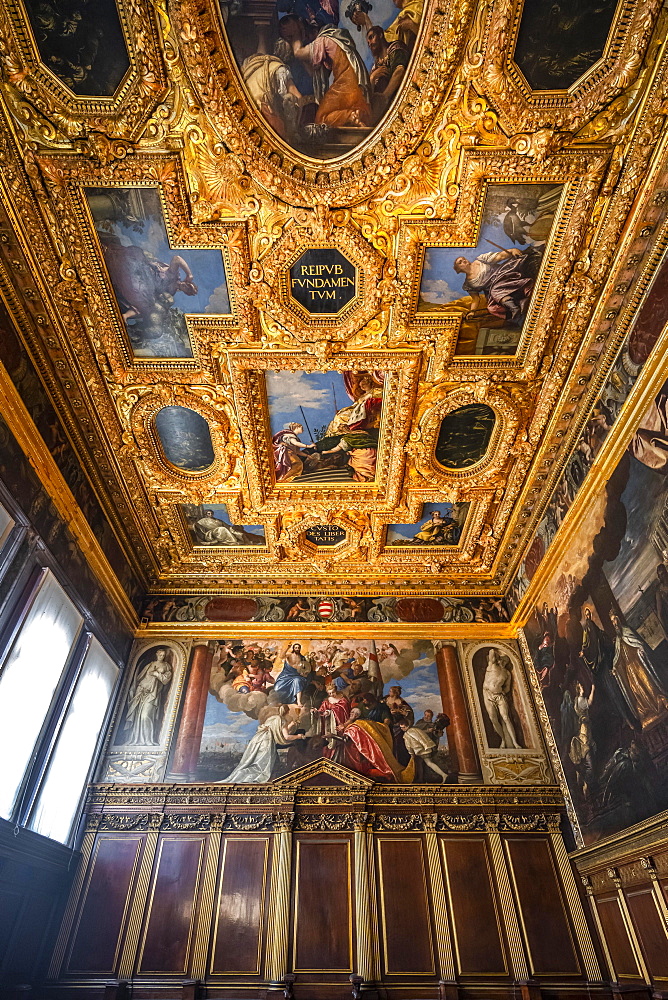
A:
[220,0,422,157]
[268,369,383,484]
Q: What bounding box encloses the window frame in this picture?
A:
[0,486,124,848]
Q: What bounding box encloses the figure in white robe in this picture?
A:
[220,706,305,783]
[123,648,173,745]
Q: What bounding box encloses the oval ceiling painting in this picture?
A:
[155,406,215,472]
[435,404,496,470]
[220,0,423,158]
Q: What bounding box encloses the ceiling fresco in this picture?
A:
[0,0,667,614]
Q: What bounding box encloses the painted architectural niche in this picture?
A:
[218,0,424,158]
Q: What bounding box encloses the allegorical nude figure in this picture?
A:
[482,647,521,749]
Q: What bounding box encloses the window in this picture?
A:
[28,637,118,844]
[0,500,13,551]
[0,570,83,821]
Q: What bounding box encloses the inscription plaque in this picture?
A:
[289,249,357,315]
[304,524,348,547]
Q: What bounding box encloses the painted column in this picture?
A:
[170,643,212,780]
[264,814,294,984]
[435,642,482,783]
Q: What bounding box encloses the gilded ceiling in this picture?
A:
[0,0,668,613]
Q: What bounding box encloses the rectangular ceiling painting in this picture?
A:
[181,503,266,546]
[418,183,562,356]
[524,379,668,843]
[86,186,230,359]
[267,369,384,484]
[386,502,470,546]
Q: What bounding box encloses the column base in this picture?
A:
[103,982,128,1000]
[457,772,483,784]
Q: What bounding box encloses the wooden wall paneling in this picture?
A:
[624,885,668,985]
[292,837,353,973]
[137,835,206,975]
[67,835,142,974]
[595,894,643,981]
[0,889,24,972]
[211,835,270,976]
[376,837,434,976]
[440,836,508,976]
[504,837,581,977]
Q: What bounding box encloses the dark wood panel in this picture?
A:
[294,838,351,972]
[212,837,268,975]
[626,887,668,981]
[441,837,506,975]
[377,838,433,975]
[505,838,580,976]
[596,895,641,980]
[68,836,142,973]
[139,836,204,974]
[0,888,23,965]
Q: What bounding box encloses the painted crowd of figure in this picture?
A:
[529,598,668,839]
[222,0,421,151]
[207,640,452,784]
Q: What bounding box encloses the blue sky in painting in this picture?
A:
[266,370,351,439]
[419,183,561,308]
[200,641,444,754]
[109,213,229,316]
[388,502,459,543]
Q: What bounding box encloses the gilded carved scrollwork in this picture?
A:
[0,0,665,604]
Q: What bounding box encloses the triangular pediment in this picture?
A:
[270,757,374,789]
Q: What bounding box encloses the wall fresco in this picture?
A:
[140,592,510,624]
[524,381,668,843]
[190,638,453,783]
[507,255,668,614]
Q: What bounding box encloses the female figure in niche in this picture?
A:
[123,648,173,745]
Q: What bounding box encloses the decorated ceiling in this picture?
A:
[0,0,668,618]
